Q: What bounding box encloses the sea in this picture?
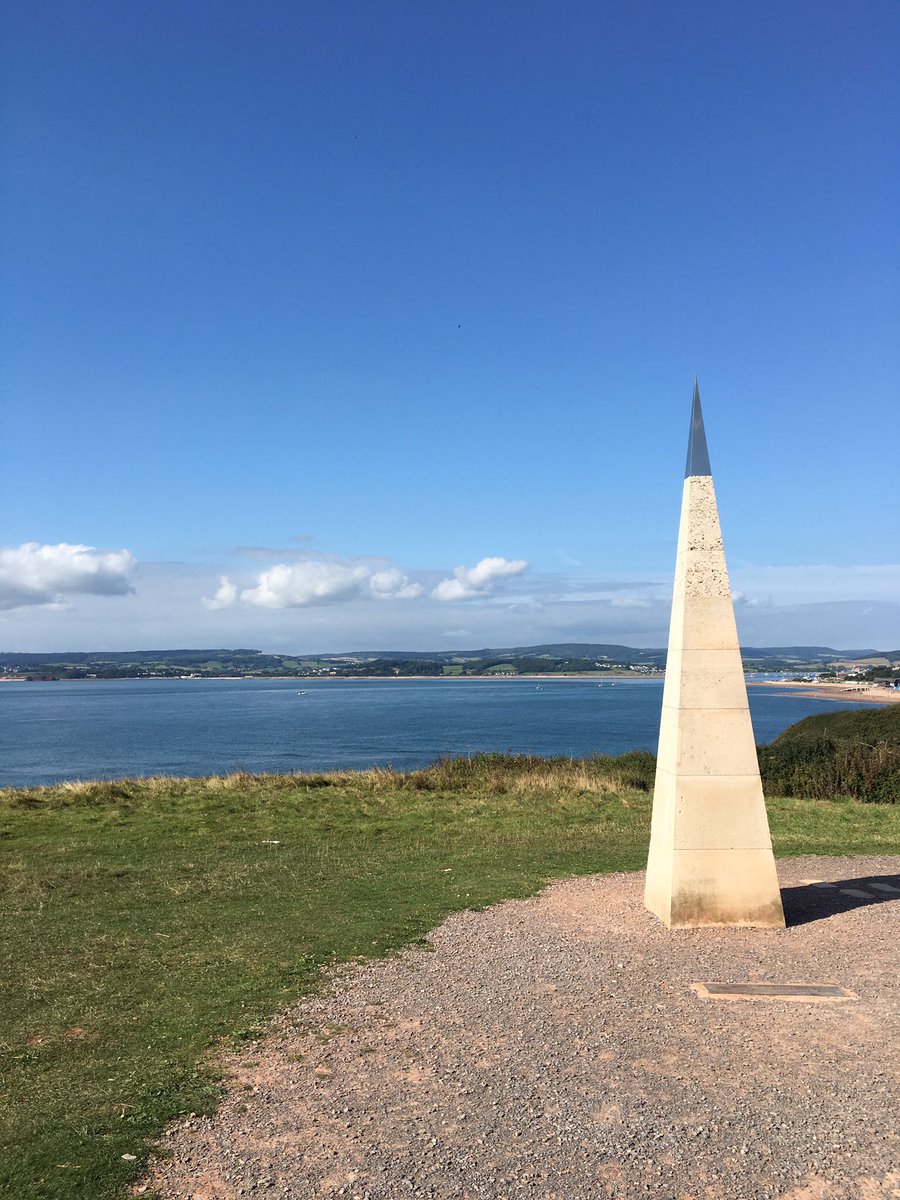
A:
[0,676,861,789]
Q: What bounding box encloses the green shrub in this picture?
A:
[759,706,900,803]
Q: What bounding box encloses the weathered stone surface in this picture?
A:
[644,384,784,928]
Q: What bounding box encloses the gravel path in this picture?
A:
[141,856,900,1200]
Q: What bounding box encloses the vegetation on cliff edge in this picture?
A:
[758,705,900,803]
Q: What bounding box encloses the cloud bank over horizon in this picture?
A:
[0,541,898,653]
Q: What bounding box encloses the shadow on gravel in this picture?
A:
[781,874,900,927]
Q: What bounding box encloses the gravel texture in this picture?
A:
[140,856,900,1200]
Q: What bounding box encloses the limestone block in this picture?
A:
[643,869,673,925]
[675,597,742,650]
[654,705,681,771]
[672,708,760,776]
[668,848,785,927]
[670,775,776,850]
[666,648,749,710]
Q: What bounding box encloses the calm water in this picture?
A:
[0,677,863,788]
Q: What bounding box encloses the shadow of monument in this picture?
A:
[781,874,900,927]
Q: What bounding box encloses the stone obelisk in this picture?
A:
[644,381,784,928]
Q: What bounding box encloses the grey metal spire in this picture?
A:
[684,377,712,478]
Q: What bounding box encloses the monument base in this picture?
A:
[645,847,786,928]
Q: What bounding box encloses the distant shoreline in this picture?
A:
[0,671,652,683]
[3,674,898,703]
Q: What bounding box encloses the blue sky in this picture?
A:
[2,1,897,652]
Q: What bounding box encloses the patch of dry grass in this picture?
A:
[1,752,657,810]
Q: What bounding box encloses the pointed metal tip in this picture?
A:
[684,379,712,478]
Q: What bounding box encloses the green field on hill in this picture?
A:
[2,753,899,1200]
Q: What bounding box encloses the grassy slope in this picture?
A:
[1,755,899,1200]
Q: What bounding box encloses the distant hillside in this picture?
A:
[318,643,668,665]
[740,646,846,659]
[314,642,873,666]
[0,649,259,667]
[2,643,895,681]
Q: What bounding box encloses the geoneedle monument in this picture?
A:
[644,381,785,928]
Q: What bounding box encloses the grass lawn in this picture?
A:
[2,754,898,1200]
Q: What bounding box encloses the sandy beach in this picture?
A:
[748,679,900,705]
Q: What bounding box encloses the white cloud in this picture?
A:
[432,556,529,602]
[431,579,472,602]
[369,569,424,600]
[730,589,767,608]
[240,560,370,609]
[0,542,136,611]
[225,559,425,610]
[202,576,238,611]
[204,552,528,613]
